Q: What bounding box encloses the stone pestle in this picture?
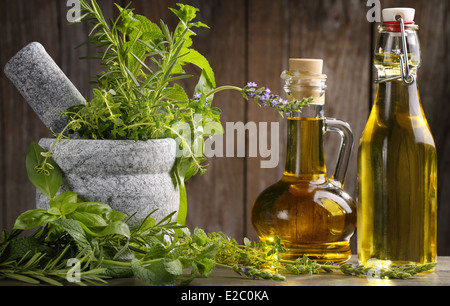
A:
[4,42,86,134]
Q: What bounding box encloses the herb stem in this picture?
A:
[206,86,244,98]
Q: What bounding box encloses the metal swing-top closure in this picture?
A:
[376,8,416,85]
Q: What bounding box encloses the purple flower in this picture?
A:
[247,82,258,88]
[248,92,256,98]
[280,98,289,105]
[194,93,201,100]
[265,88,271,95]
[271,100,279,108]
[261,102,267,107]
[242,267,248,273]
[260,95,266,102]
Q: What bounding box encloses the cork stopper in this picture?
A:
[286,58,326,105]
[289,59,323,74]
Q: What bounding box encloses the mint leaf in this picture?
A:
[53,219,92,254]
[181,50,216,90]
[131,258,177,286]
[5,237,51,261]
[162,84,189,102]
[164,259,183,276]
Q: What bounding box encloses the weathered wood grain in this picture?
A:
[0,0,448,256]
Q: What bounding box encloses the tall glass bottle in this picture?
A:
[251,59,357,264]
[358,8,437,267]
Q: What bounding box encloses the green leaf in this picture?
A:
[73,202,127,222]
[195,69,215,96]
[164,259,183,276]
[196,257,216,278]
[26,142,62,200]
[203,117,224,136]
[131,258,177,286]
[52,219,92,254]
[49,191,78,211]
[96,221,130,238]
[193,228,208,246]
[162,84,189,102]
[130,14,164,42]
[32,275,64,287]
[4,273,40,285]
[69,211,109,228]
[5,236,50,261]
[169,4,199,24]
[13,209,59,231]
[180,50,216,89]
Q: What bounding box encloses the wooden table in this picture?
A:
[1,256,449,287]
[108,256,450,287]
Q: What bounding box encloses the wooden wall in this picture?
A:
[0,0,449,255]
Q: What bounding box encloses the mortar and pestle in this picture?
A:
[4,42,180,224]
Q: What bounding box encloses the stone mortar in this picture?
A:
[37,138,179,225]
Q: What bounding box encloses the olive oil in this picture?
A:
[252,118,356,263]
[357,9,437,267]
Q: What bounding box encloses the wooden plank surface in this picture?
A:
[2,256,449,287]
[0,0,448,256]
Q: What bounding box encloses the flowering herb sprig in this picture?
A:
[241,82,312,117]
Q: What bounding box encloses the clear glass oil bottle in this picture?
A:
[357,8,437,267]
[251,59,357,264]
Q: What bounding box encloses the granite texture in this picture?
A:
[37,138,179,225]
[4,42,86,134]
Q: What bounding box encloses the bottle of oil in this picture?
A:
[357,8,437,267]
[251,59,357,264]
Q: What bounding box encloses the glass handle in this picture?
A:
[324,118,354,187]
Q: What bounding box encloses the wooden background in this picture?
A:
[0,0,448,255]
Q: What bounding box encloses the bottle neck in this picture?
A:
[374,78,422,119]
[284,106,327,181]
[374,23,422,116]
[375,24,421,81]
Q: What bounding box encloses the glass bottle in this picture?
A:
[251,59,357,264]
[357,8,437,267]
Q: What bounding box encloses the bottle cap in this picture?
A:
[289,58,323,74]
[382,8,415,22]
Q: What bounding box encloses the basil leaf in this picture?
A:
[69,211,109,228]
[13,209,60,230]
[97,221,130,238]
[73,202,126,222]
[49,191,77,210]
[26,142,62,200]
